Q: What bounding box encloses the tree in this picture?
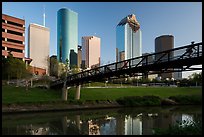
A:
[2,53,31,84]
[188,72,202,86]
[69,64,80,75]
[50,55,59,77]
[62,59,69,101]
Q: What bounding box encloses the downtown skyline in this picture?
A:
[2,2,202,78]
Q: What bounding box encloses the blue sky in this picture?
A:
[2,2,202,78]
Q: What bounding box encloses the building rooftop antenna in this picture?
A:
[43,5,46,27]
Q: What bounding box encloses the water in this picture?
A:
[2,105,202,135]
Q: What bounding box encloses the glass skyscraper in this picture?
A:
[116,14,142,63]
[57,8,78,66]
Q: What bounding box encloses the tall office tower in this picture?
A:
[2,14,26,60]
[77,45,82,68]
[28,23,50,75]
[155,35,174,80]
[116,14,142,63]
[82,36,101,69]
[57,8,78,66]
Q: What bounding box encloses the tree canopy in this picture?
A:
[2,54,31,80]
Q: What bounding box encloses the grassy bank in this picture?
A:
[2,85,61,104]
[68,87,202,101]
[2,85,202,104]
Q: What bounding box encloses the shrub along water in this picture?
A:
[116,95,202,106]
[116,96,161,106]
[168,95,202,105]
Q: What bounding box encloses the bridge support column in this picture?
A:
[75,84,81,100]
[62,87,70,101]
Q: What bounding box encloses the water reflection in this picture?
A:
[2,105,202,135]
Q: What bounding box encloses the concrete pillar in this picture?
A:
[62,87,67,101]
[62,87,70,101]
[75,85,81,100]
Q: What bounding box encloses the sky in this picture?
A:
[2,2,202,78]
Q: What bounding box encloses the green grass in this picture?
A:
[2,85,61,104]
[2,85,202,104]
[68,87,202,101]
[82,82,131,87]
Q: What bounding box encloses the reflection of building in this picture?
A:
[155,35,174,80]
[116,14,142,62]
[116,115,125,135]
[124,115,142,135]
[28,23,50,75]
[88,120,100,135]
[100,117,116,135]
[82,36,101,69]
[57,8,78,65]
[2,14,25,60]
[77,45,82,68]
[142,112,182,135]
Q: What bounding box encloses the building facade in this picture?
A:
[82,36,101,69]
[155,35,174,80]
[116,14,142,63]
[142,52,158,80]
[77,45,82,68]
[57,8,78,66]
[28,23,50,75]
[2,14,25,60]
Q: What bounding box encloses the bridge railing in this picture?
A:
[58,42,202,85]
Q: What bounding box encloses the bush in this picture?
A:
[116,95,161,106]
[169,95,202,105]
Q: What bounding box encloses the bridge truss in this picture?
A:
[51,42,202,88]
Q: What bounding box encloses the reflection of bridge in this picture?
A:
[51,42,202,89]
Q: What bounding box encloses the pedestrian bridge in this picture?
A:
[51,42,202,89]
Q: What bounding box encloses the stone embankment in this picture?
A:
[2,98,181,114]
[2,101,122,114]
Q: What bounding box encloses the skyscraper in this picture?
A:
[155,35,174,80]
[57,8,78,66]
[82,36,101,69]
[28,23,50,75]
[116,14,142,63]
